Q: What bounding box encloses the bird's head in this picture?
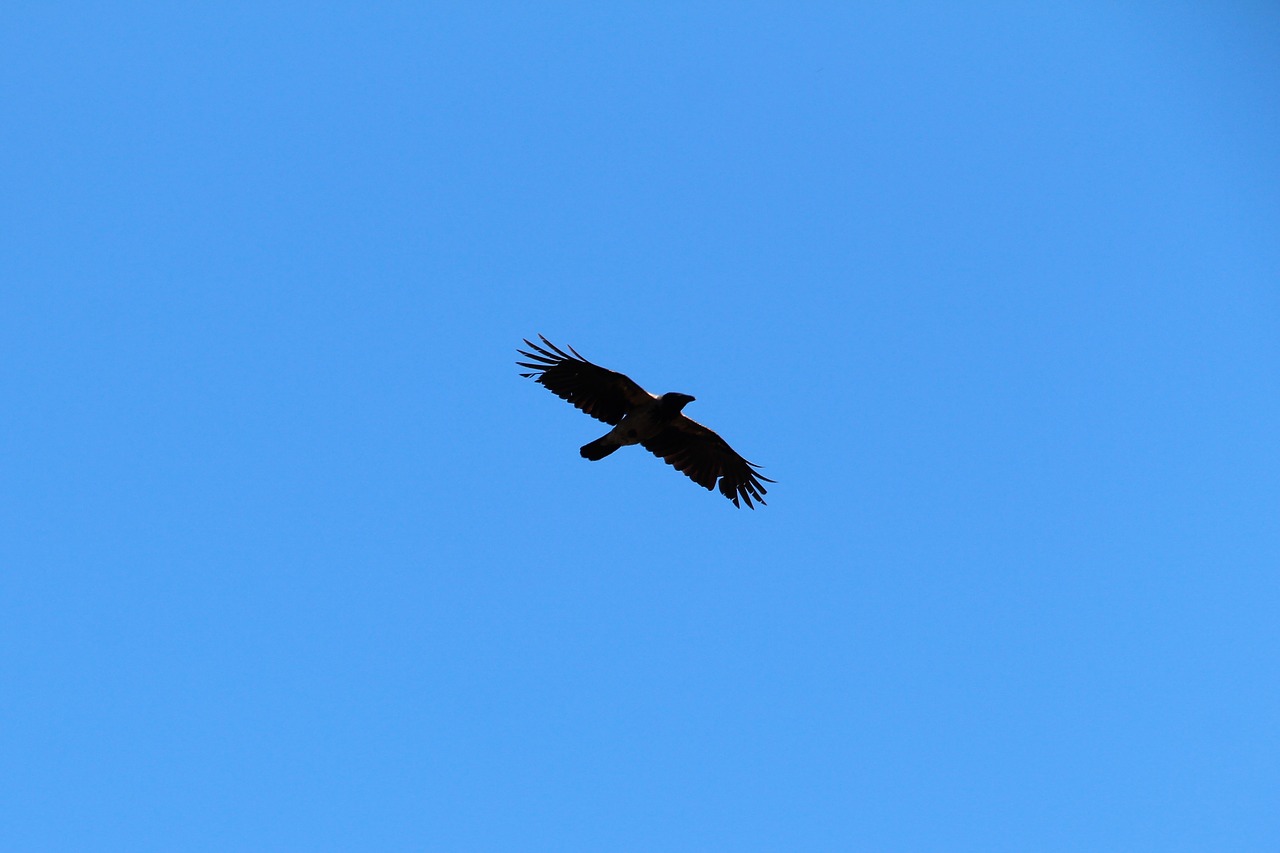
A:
[660,392,696,414]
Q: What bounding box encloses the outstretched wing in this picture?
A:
[642,415,775,509]
[517,335,654,425]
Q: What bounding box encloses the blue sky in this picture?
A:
[3,2,1278,850]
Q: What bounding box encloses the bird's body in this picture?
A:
[517,336,773,508]
[580,392,694,460]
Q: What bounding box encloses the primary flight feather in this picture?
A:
[517,335,774,508]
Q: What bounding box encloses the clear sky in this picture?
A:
[3,2,1278,850]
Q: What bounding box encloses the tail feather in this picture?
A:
[580,435,619,461]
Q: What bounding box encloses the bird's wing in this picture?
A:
[641,414,775,508]
[517,335,654,425]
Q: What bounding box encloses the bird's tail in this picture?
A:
[580,435,620,461]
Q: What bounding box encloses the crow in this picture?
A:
[518,336,773,508]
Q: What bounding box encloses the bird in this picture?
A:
[517,335,774,508]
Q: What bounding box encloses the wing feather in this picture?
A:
[642,415,775,509]
[517,335,654,425]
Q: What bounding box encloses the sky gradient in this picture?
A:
[3,3,1278,850]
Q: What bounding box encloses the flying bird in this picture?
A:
[517,335,774,508]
